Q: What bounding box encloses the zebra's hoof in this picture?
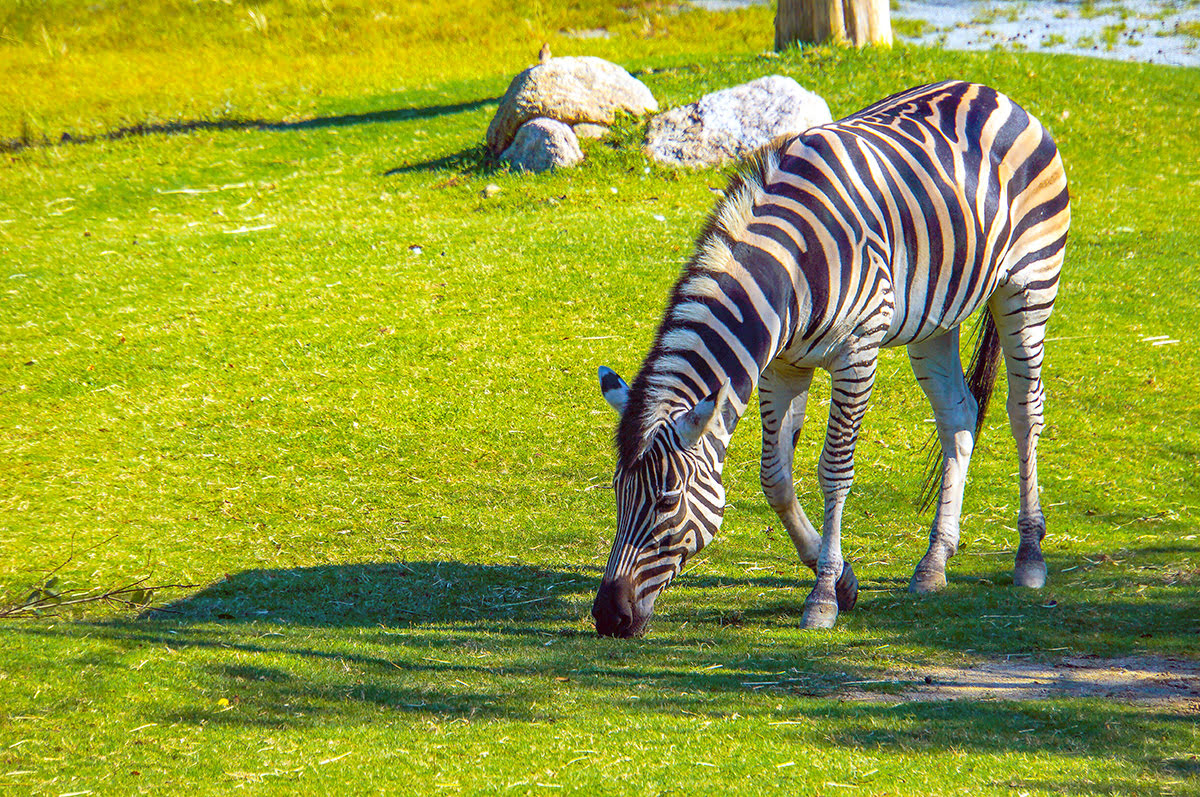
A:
[836,561,859,611]
[1014,543,1047,588]
[1014,559,1047,589]
[909,556,947,594]
[800,600,838,630]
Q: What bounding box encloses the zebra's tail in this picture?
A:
[918,309,1004,512]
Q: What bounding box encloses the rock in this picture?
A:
[645,75,832,168]
[573,122,608,140]
[487,56,657,155]
[500,118,583,173]
[482,183,502,198]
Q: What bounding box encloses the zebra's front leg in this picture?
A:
[800,350,877,630]
[760,365,859,612]
[759,365,819,567]
[907,329,978,593]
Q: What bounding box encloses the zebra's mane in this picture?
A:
[615,139,788,470]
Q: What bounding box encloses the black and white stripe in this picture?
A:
[593,80,1070,635]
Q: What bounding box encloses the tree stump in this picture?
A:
[775,0,892,50]
[843,0,893,46]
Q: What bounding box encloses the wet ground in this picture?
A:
[897,0,1200,68]
[692,0,1200,67]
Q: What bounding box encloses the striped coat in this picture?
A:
[595,80,1069,636]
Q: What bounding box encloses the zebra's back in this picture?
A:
[757,80,1069,357]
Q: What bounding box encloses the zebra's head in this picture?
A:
[592,366,732,637]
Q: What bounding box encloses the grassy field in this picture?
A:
[2,1,1199,794]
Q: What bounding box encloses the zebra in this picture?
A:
[592,80,1069,637]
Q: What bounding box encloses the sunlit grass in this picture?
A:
[0,0,770,144]
[1,0,1199,793]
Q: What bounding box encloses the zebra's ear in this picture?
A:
[598,367,630,415]
[675,382,732,449]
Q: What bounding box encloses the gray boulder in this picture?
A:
[500,118,584,173]
[645,76,833,168]
[487,56,657,155]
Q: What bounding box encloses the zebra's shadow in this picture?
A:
[141,561,828,631]
[142,560,599,628]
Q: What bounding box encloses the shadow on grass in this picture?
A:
[122,544,1199,659]
[0,97,499,155]
[143,560,594,627]
[6,554,1198,781]
[10,605,1198,780]
[383,144,498,176]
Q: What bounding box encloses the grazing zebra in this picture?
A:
[592,80,1069,637]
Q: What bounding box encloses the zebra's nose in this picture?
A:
[593,577,638,637]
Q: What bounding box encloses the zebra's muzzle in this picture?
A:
[592,577,646,638]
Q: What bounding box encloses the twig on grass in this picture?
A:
[0,574,198,619]
[0,538,196,619]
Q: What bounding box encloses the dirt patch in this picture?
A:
[843,656,1200,706]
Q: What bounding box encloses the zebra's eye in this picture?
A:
[655,488,683,513]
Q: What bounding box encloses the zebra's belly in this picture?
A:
[878,258,1003,349]
[880,303,986,350]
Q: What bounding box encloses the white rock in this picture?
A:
[500,118,584,173]
[487,56,657,155]
[645,75,833,168]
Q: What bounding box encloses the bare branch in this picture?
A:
[0,545,196,619]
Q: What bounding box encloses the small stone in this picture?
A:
[482,183,502,198]
[500,118,584,173]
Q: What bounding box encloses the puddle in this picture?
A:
[691,0,1200,67]
[897,0,1200,68]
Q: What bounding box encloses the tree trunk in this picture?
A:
[775,0,891,50]
[843,0,893,46]
[775,0,845,51]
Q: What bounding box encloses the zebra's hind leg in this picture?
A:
[800,348,878,629]
[906,329,978,593]
[990,284,1056,589]
[760,365,859,612]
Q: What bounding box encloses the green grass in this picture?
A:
[1102,22,1128,49]
[2,1,1200,794]
[892,16,930,38]
[1177,19,1200,42]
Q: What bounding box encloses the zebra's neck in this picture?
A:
[617,336,755,463]
[616,145,801,469]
